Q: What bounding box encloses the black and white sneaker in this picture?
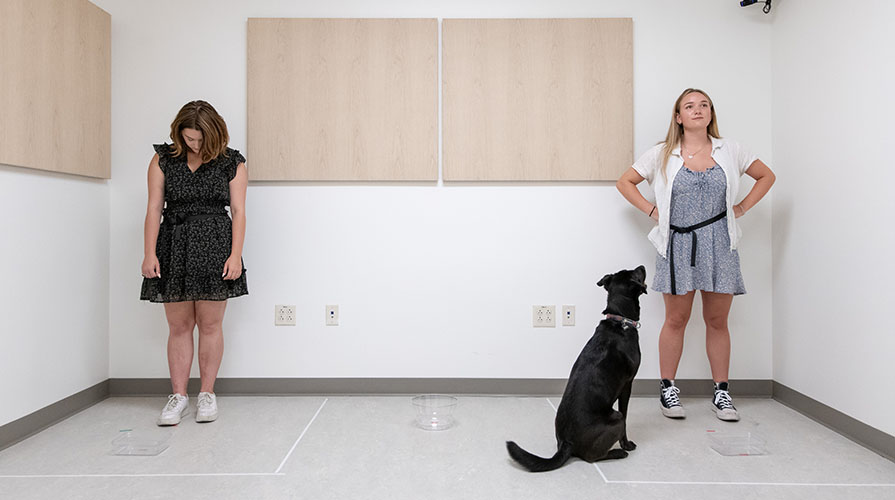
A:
[712,382,740,421]
[660,379,685,418]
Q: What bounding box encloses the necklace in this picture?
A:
[682,143,708,159]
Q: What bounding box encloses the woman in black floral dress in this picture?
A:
[140,100,248,426]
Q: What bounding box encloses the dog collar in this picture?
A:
[605,314,641,329]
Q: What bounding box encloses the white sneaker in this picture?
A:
[157,394,189,426]
[196,392,218,423]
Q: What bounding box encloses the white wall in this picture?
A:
[0,165,110,426]
[771,0,895,435]
[99,0,774,381]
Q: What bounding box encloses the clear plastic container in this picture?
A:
[411,395,458,431]
[111,429,170,456]
[708,431,767,456]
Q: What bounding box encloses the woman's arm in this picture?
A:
[142,155,165,278]
[617,167,659,221]
[223,162,248,280]
[733,160,776,218]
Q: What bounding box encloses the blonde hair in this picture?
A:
[660,88,721,180]
[168,100,229,163]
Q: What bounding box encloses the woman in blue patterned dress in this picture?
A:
[616,89,775,421]
[140,101,248,426]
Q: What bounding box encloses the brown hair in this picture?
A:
[168,100,229,163]
[660,88,721,180]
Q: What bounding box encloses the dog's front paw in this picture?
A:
[620,440,637,451]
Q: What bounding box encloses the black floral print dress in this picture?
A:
[140,144,248,302]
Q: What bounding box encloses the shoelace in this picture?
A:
[662,385,681,407]
[714,390,735,410]
[198,393,214,409]
[163,394,183,413]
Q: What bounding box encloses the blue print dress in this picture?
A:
[653,165,746,295]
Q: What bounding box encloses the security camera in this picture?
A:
[740,0,772,13]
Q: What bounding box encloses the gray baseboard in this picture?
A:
[109,377,571,396]
[0,380,109,452]
[773,381,894,462]
[641,378,772,397]
[107,377,772,398]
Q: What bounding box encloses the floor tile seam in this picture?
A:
[0,399,331,480]
[0,473,286,478]
[546,398,611,483]
[543,397,894,488]
[274,397,329,474]
[0,475,891,486]
[602,479,895,487]
[592,463,609,483]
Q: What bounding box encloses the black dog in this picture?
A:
[506,266,647,472]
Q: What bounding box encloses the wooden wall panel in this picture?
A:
[248,18,437,181]
[443,19,632,181]
[0,0,111,178]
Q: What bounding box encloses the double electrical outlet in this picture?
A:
[274,305,296,326]
[533,305,576,327]
[275,304,339,326]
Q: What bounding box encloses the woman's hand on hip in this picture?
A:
[222,254,242,280]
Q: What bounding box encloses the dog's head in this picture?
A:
[597,265,648,298]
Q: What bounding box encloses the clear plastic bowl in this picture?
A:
[708,431,767,456]
[411,395,458,431]
[111,430,170,456]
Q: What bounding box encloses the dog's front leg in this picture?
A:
[617,380,636,451]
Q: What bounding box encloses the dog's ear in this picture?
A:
[634,265,647,294]
[597,274,612,288]
[634,265,646,279]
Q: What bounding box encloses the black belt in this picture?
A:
[163,213,227,241]
[668,210,727,295]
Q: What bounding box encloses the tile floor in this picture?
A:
[0,396,893,499]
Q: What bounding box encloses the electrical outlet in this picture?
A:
[326,305,339,326]
[562,305,575,326]
[275,304,296,326]
[533,305,555,327]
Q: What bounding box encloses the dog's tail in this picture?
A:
[505,440,573,473]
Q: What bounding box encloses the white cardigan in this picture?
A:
[632,137,757,258]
